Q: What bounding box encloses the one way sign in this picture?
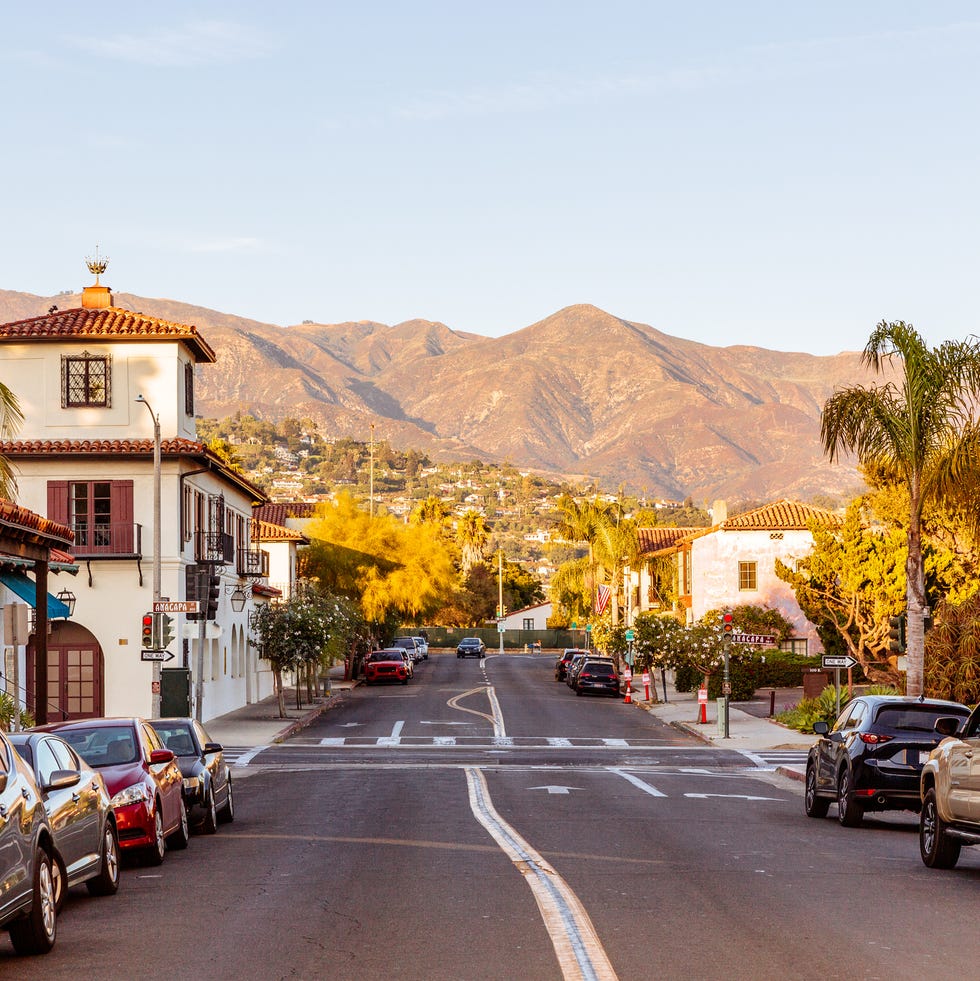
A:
[821,654,858,670]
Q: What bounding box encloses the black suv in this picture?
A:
[0,729,59,954]
[555,649,587,682]
[573,659,620,697]
[805,695,971,827]
[456,638,486,658]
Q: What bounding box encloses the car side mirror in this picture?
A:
[149,748,175,764]
[813,720,830,736]
[203,742,223,754]
[44,769,81,792]
[934,716,962,738]
[0,772,6,794]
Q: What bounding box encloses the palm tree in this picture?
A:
[592,505,640,625]
[554,494,607,614]
[0,382,23,500]
[821,320,980,696]
[456,509,489,573]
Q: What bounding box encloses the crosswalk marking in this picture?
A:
[546,737,573,747]
[602,738,629,747]
[434,736,456,746]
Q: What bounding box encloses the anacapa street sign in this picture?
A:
[153,601,200,613]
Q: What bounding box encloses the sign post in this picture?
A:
[822,654,858,716]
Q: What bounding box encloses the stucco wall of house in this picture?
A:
[691,529,822,653]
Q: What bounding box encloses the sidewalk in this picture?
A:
[203,666,358,748]
[627,678,814,781]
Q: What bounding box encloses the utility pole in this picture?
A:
[136,394,162,718]
[498,548,504,656]
[369,422,376,517]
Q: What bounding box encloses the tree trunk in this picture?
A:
[905,515,927,697]
[274,668,286,719]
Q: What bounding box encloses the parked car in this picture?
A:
[919,702,980,868]
[364,649,409,685]
[39,718,189,865]
[804,695,972,827]
[412,636,429,660]
[152,719,234,835]
[565,652,590,688]
[391,636,423,663]
[573,659,620,697]
[8,732,120,909]
[456,638,486,659]
[555,649,586,682]
[0,729,59,955]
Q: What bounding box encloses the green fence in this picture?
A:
[407,627,593,652]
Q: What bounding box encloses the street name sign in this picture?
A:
[731,633,777,646]
[153,601,199,613]
[822,654,858,670]
[140,649,175,662]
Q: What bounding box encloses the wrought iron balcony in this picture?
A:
[193,529,234,565]
[71,522,141,559]
[237,547,269,578]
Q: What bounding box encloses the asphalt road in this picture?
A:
[11,652,980,980]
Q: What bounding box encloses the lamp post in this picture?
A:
[136,393,162,718]
[498,548,504,656]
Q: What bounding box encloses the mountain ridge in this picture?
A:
[0,290,866,501]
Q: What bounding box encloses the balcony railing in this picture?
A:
[237,547,269,578]
[71,522,141,558]
[193,529,234,565]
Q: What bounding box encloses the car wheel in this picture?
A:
[217,776,235,824]
[9,847,57,955]
[144,806,167,866]
[804,763,830,818]
[200,785,218,835]
[575,688,582,696]
[168,797,190,850]
[920,787,961,869]
[49,853,66,913]
[836,768,863,827]
[87,822,121,896]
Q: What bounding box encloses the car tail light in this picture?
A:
[859,733,893,744]
[580,672,592,679]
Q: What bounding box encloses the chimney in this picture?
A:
[82,249,112,309]
[710,499,727,525]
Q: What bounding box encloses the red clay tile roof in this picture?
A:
[0,306,216,363]
[251,583,283,598]
[252,502,319,525]
[720,499,842,531]
[0,440,268,503]
[0,498,73,547]
[253,519,308,544]
[637,527,701,555]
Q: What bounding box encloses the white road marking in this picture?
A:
[601,739,629,747]
[419,721,474,725]
[433,736,456,746]
[319,738,346,747]
[607,768,667,798]
[529,785,582,795]
[486,685,506,737]
[338,723,363,728]
[234,745,270,768]
[492,736,514,747]
[378,721,404,746]
[684,793,784,801]
[739,751,770,767]
[465,768,618,981]
[547,738,573,747]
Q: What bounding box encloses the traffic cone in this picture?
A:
[623,678,632,704]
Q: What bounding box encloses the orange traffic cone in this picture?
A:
[623,679,632,704]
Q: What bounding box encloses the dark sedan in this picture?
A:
[9,732,120,910]
[39,718,188,865]
[804,694,972,827]
[152,719,234,835]
[456,638,486,659]
[555,649,587,682]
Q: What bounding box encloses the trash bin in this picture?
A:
[803,669,832,700]
[717,697,726,736]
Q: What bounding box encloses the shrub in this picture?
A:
[776,685,846,733]
[0,692,34,730]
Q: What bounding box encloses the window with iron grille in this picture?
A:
[738,560,757,591]
[62,352,111,407]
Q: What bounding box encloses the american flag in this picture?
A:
[595,583,611,616]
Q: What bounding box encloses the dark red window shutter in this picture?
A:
[111,480,134,552]
[47,481,69,525]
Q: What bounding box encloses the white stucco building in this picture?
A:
[0,271,279,722]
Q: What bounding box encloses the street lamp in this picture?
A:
[136,393,162,718]
[229,586,247,612]
[55,588,76,618]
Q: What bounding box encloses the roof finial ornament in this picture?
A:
[85,245,109,285]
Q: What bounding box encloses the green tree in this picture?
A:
[457,510,489,573]
[0,382,23,498]
[821,320,980,695]
[592,507,639,625]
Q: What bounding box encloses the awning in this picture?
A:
[0,570,71,619]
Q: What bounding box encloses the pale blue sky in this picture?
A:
[3,3,978,354]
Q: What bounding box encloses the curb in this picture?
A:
[271,687,357,743]
[776,765,805,783]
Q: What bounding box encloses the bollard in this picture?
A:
[623,668,633,704]
[768,689,776,718]
[697,686,708,724]
[642,671,650,701]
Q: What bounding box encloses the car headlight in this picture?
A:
[109,783,150,809]
[182,776,201,793]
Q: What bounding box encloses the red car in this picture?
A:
[364,649,409,685]
[37,718,188,866]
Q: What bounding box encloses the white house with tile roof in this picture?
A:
[0,269,278,722]
[637,500,842,654]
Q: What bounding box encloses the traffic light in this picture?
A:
[159,613,175,647]
[206,574,220,620]
[141,612,156,649]
[721,610,734,648]
[888,614,906,653]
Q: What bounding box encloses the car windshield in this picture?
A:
[153,723,197,756]
[874,705,971,732]
[59,726,138,767]
[369,651,400,662]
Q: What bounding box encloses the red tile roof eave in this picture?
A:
[0,499,73,548]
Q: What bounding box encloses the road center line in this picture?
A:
[465,767,618,981]
[378,720,404,746]
[233,745,270,768]
[606,768,667,798]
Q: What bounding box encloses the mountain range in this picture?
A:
[0,288,868,502]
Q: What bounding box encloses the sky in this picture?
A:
[2,2,979,355]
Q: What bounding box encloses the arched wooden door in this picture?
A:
[28,621,104,721]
